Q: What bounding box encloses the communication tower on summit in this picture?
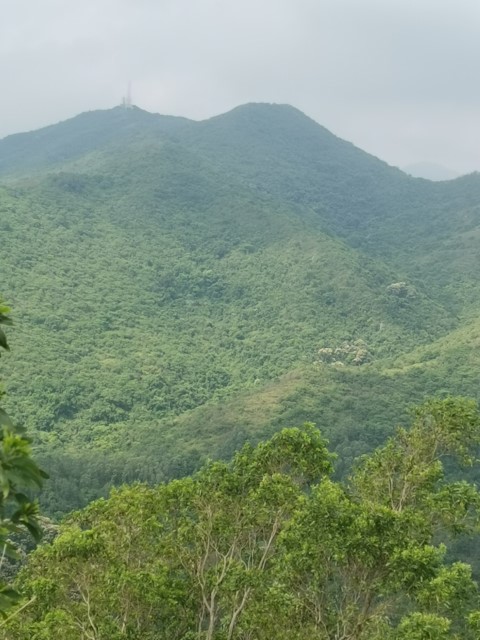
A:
[122,82,133,109]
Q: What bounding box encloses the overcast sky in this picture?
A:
[1,0,479,173]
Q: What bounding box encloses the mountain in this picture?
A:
[1,103,480,515]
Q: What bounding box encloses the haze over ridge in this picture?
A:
[1,0,480,174]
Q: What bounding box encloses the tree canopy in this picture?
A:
[4,397,480,639]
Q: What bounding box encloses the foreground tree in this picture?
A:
[276,397,480,639]
[0,299,47,616]
[4,426,333,639]
[4,398,480,639]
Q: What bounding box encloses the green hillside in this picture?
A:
[1,103,479,515]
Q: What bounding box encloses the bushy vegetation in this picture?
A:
[4,398,480,639]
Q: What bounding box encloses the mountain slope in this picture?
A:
[174,105,480,313]
[1,103,479,514]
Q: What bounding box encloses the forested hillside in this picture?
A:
[1,103,479,514]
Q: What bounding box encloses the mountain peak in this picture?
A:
[0,105,188,176]
[204,101,331,135]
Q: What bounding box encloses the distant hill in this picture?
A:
[1,103,480,515]
[402,161,460,181]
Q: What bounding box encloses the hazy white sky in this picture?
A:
[1,0,479,173]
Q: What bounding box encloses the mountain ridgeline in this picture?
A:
[1,103,479,515]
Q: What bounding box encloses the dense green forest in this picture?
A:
[1,103,480,637]
[0,103,480,517]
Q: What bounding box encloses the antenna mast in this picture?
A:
[122,81,133,109]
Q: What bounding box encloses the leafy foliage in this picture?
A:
[4,399,480,639]
[0,300,47,616]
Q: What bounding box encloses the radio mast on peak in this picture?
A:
[122,81,133,109]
